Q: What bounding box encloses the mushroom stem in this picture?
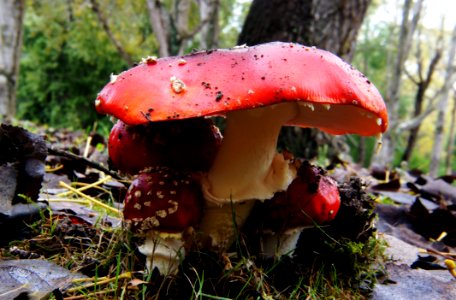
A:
[203,103,298,203]
[261,228,304,258]
[199,200,256,249]
[200,104,298,249]
[138,232,185,275]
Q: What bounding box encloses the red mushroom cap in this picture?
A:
[264,161,341,231]
[108,120,165,174]
[96,42,387,136]
[123,167,204,233]
[108,118,222,174]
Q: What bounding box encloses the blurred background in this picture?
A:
[1,0,455,176]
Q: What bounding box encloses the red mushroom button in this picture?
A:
[123,167,203,274]
[262,161,341,257]
[109,118,222,174]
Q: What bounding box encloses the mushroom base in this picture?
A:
[138,232,185,275]
[261,227,306,258]
[199,200,256,250]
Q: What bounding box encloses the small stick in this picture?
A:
[47,146,123,180]
[67,272,132,293]
[56,175,112,197]
[419,248,456,260]
[59,181,122,217]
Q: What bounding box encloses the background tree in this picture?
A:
[145,0,221,56]
[10,0,456,174]
[0,0,25,120]
[400,27,443,163]
[445,90,456,173]
[429,23,456,176]
[352,13,391,165]
[238,0,370,159]
[375,0,423,167]
[16,0,244,128]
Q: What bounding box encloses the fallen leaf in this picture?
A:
[0,259,86,300]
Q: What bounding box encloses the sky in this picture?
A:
[373,0,456,30]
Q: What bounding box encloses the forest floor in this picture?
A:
[0,122,455,299]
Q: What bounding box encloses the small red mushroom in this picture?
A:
[123,167,203,274]
[261,162,340,257]
[108,120,164,174]
[95,42,388,249]
[109,118,222,174]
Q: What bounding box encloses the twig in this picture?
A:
[419,248,456,260]
[47,146,123,180]
[56,175,112,197]
[59,181,122,217]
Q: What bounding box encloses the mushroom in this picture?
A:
[108,118,222,174]
[95,42,388,250]
[123,167,203,274]
[260,161,341,257]
[108,120,164,174]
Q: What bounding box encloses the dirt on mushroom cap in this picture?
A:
[95,42,388,136]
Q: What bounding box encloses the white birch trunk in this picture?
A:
[429,24,456,177]
[0,0,25,120]
[375,0,422,166]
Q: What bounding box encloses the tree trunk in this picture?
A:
[402,45,442,162]
[198,0,220,49]
[238,0,370,160]
[0,0,25,120]
[375,0,423,167]
[429,23,456,177]
[146,0,172,57]
[445,91,456,174]
[239,0,368,60]
[146,0,220,56]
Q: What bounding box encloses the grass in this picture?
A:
[1,209,386,299]
[1,122,387,298]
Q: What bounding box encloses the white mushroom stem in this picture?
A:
[138,231,184,275]
[200,103,298,248]
[204,103,298,202]
[198,200,256,249]
[261,227,306,258]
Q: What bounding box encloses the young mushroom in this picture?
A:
[95,42,388,250]
[123,167,203,274]
[260,161,341,257]
[108,118,222,174]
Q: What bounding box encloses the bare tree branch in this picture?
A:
[397,103,436,131]
[404,67,419,85]
[89,0,133,65]
[146,0,171,57]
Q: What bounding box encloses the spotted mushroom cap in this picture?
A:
[263,161,341,231]
[96,42,387,136]
[123,167,204,234]
[109,118,222,174]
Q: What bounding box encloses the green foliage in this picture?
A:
[353,20,392,101]
[17,0,246,129]
[18,1,125,128]
[17,0,161,129]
